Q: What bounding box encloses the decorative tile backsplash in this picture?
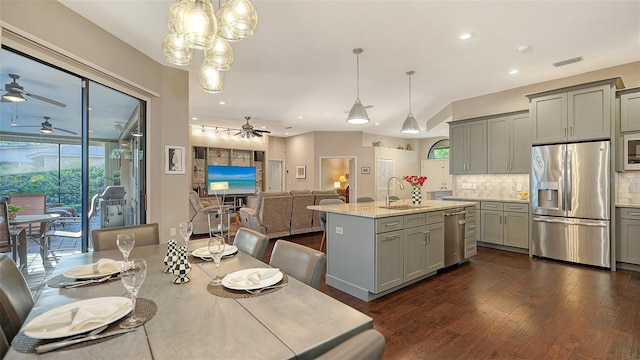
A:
[454,174,529,198]
[617,172,640,204]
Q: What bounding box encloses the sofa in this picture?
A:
[188,190,224,235]
[238,190,340,239]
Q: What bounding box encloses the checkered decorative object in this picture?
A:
[411,186,422,205]
[173,246,191,284]
[164,239,178,273]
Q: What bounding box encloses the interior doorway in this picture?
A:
[268,160,284,192]
[319,156,356,202]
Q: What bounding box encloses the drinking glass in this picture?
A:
[116,233,135,262]
[120,258,147,328]
[179,221,193,253]
[208,236,225,286]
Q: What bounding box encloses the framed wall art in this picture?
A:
[165,145,186,174]
[296,165,306,179]
[361,167,371,174]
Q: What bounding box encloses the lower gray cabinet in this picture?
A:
[618,208,640,265]
[376,230,404,292]
[425,222,445,273]
[480,201,529,249]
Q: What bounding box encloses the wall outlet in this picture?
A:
[335,227,343,234]
[517,184,523,191]
[170,228,176,236]
[471,183,477,189]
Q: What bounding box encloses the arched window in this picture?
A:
[427,139,449,159]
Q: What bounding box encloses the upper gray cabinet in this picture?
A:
[620,89,640,132]
[528,78,622,145]
[449,119,487,175]
[487,112,530,174]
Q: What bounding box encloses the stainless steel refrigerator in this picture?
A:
[531,140,610,268]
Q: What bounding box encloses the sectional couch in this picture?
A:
[238,190,341,239]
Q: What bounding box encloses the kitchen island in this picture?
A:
[308,199,477,301]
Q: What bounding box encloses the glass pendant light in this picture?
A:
[200,62,225,93]
[400,70,421,134]
[183,0,217,50]
[167,0,188,34]
[162,33,193,66]
[347,48,369,125]
[217,0,258,41]
[204,37,234,71]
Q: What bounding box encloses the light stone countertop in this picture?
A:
[616,202,640,209]
[308,199,477,219]
[442,195,530,204]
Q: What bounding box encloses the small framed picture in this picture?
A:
[296,165,306,179]
[361,167,371,174]
[165,145,186,174]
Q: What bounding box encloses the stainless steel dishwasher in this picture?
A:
[444,208,466,267]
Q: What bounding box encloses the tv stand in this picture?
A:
[201,194,253,212]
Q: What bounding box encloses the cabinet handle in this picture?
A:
[384,222,400,227]
[564,127,567,136]
[468,225,476,229]
[383,234,400,240]
[504,216,507,225]
[485,204,497,208]
[499,215,502,224]
[629,212,640,216]
[569,126,573,136]
[423,231,431,244]
[506,161,509,171]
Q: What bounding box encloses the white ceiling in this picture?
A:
[36,1,640,138]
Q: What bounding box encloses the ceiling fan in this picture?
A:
[235,117,271,138]
[1,74,67,107]
[12,116,77,135]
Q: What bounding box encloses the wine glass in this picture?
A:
[179,221,193,253]
[208,236,225,286]
[116,233,135,262]
[120,258,147,328]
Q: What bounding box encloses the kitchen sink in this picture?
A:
[378,204,431,210]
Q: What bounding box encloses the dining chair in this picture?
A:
[233,227,269,261]
[8,193,47,237]
[0,253,34,343]
[91,223,160,251]
[0,201,21,263]
[316,329,386,360]
[269,240,326,289]
[318,198,344,253]
[0,326,8,359]
[356,197,375,203]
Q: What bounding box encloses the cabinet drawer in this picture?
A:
[375,216,404,233]
[465,206,477,218]
[465,240,477,258]
[465,217,477,238]
[621,208,640,220]
[503,202,529,213]
[424,211,444,225]
[481,202,503,211]
[404,213,426,228]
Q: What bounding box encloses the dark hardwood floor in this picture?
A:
[263,231,640,360]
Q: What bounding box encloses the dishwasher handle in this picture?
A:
[444,210,466,217]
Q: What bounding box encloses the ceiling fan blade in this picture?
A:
[24,92,67,108]
[54,127,78,135]
[10,125,40,128]
[254,132,262,137]
[255,129,271,134]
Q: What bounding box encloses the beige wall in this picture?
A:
[286,132,315,191]
[1,0,190,243]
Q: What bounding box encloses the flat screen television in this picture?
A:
[207,165,256,195]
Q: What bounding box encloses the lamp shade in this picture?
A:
[401,113,421,134]
[347,100,369,125]
[338,175,347,183]
[209,181,229,191]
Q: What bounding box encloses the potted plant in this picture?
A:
[7,204,22,220]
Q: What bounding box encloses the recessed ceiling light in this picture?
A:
[509,69,519,75]
[261,126,266,129]
[459,32,474,40]
[375,122,380,126]
[218,101,226,105]
[298,116,303,119]
[192,117,198,121]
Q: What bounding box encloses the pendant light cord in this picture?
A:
[406,70,414,114]
[353,48,363,101]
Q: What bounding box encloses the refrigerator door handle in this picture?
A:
[566,149,572,212]
[532,217,607,227]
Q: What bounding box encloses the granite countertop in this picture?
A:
[442,195,529,204]
[308,199,477,219]
[616,202,640,209]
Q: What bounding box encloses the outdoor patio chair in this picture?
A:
[8,193,47,237]
[0,201,26,266]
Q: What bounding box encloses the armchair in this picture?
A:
[238,192,293,239]
[188,190,223,235]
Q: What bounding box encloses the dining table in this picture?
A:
[6,238,373,359]
[9,213,60,267]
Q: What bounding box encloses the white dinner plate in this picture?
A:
[222,268,283,290]
[191,245,238,259]
[63,261,122,280]
[23,297,132,339]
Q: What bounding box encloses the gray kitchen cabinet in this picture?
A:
[620,90,640,132]
[487,112,530,173]
[464,205,478,258]
[404,213,444,280]
[449,119,487,174]
[529,79,620,144]
[376,228,404,292]
[421,159,452,191]
[480,201,529,249]
[618,208,640,265]
[424,221,445,273]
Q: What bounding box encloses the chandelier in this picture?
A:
[162,0,258,93]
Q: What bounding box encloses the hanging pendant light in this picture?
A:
[347,48,369,125]
[183,0,218,50]
[200,62,225,93]
[217,0,258,41]
[162,33,193,65]
[204,37,234,71]
[400,70,421,134]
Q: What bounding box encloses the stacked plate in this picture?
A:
[221,268,283,290]
[63,259,122,280]
[191,245,238,260]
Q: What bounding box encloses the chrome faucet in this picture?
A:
[386,176,405,207]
